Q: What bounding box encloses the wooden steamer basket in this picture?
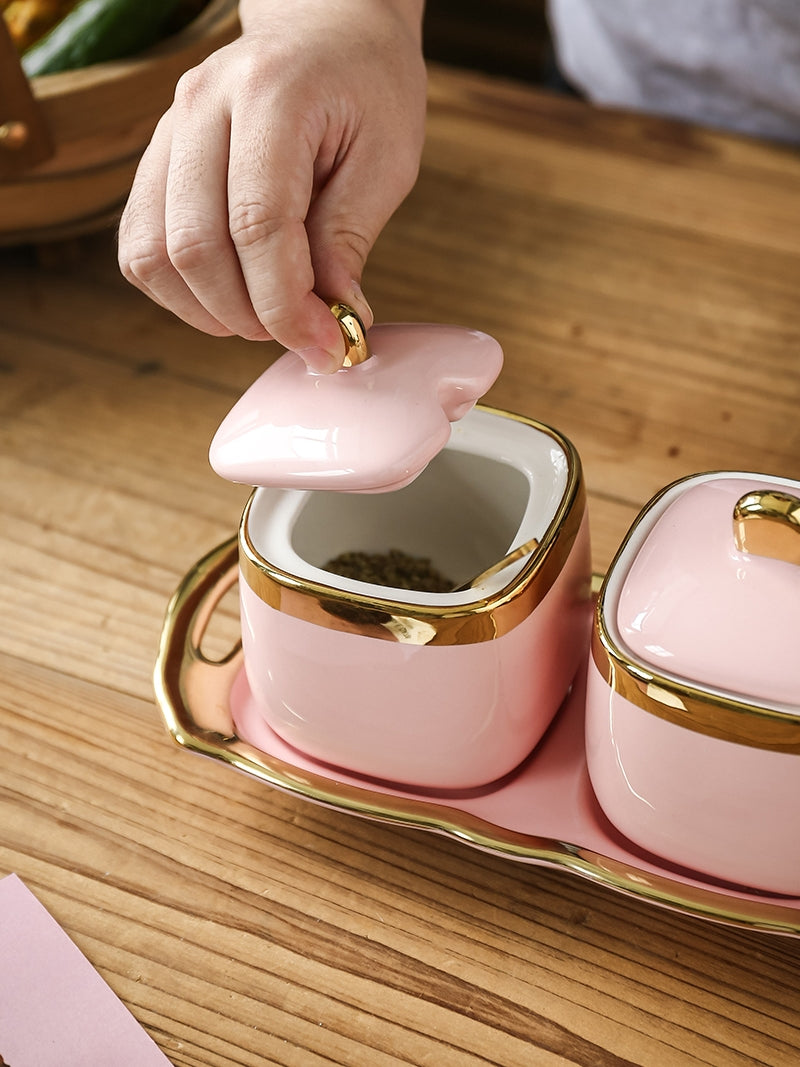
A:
[0,0,239,245]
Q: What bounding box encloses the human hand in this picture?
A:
[118,0,427,372]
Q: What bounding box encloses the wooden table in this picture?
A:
[2,64,799,1066]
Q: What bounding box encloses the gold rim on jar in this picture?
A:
[591,474,800,754]
[239,407,588,646]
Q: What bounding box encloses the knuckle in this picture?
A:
[386,144,422,198]
[339,227,371,263]
[228,202,299,251]
[398,155,422,195]
[230,50,271,94]
[165,224,217,274]
[172,63,212,110]
[251,293,307,342]
[117,232,165,289]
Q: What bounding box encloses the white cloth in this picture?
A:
[547,0,800,141]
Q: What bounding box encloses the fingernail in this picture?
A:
[297,345,341,374]
[350,279,374,328]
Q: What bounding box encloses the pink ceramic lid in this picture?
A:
[209,319,503,493]
[614,474,800,708]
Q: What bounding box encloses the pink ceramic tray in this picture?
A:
[154,538,800,938]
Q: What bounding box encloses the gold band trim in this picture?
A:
[154,539,800,937]
[592,472,800,753]
[591,599,800,754]
[239,408,587,646]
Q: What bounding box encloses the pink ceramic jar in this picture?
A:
[238,405,591,788]
[587,471,800,894]
[210,317,593,789]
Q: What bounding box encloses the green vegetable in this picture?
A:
[22,0,183,76]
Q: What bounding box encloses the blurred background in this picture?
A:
[423,0,552,85]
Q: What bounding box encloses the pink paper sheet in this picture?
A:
[0,874,172,1066]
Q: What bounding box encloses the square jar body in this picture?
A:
[587,471,800,894]
[236,407,593,789]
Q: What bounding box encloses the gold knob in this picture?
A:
[0,120,29,150]
[733,489,800,566]
[330,301,370,367]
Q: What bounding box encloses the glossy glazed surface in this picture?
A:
[154,536,800,935]
[237,408,591,788]
[586,658,800,894]
[587,472,800,894]
[209,323,503,493]
[617,475,800,705]
[240,514,591,788]
[245,406,571,605]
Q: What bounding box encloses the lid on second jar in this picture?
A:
[612,472,800,709]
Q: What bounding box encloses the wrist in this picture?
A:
[239,0,426,41]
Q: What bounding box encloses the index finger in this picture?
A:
[225,93,345,360]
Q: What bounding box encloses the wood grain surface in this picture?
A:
[1,64,799,1066]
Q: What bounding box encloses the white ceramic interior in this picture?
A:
[246,406,570,604]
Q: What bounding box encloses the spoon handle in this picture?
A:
[456,536,540,591]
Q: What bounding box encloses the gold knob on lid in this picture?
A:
[330,301,370,367]
[733,489,800,565]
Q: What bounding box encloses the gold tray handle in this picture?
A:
[154,536,243,746]
[733,489,800,566]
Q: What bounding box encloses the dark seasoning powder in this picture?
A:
[323,549,453,592]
